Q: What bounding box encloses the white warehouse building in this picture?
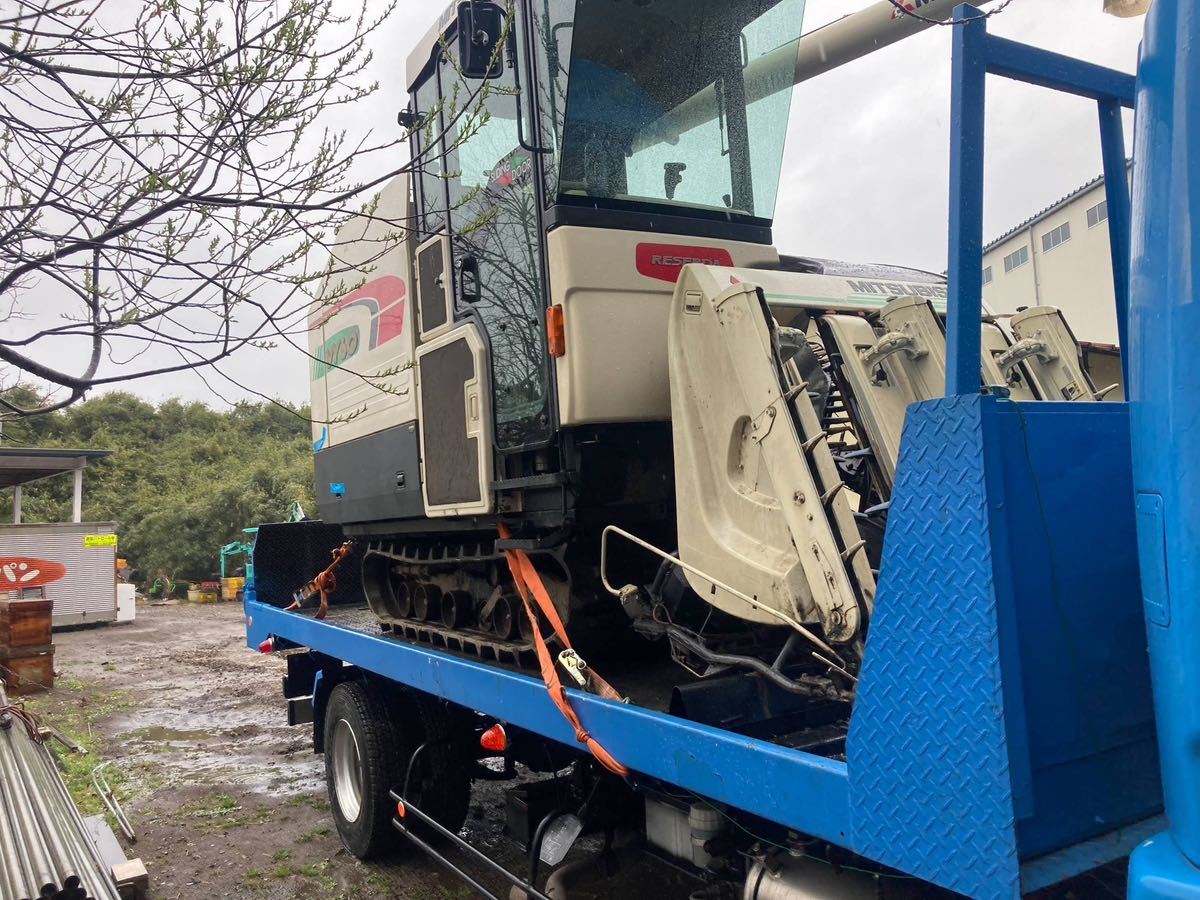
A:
[981,166,1130,397]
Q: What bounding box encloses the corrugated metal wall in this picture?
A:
[0,524,117,627]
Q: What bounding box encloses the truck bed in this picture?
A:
[247,593,855,846]
[316,603,685,713]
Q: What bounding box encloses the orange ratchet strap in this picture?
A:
[498,524,628,777]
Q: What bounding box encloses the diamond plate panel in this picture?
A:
[846,394,1020,898]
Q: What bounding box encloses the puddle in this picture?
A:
[125,726,210,743]
[106,653,325,798]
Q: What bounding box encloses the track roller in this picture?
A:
[440,590,472,629]
[413,583,441,621]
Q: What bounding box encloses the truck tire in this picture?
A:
[323,680,471,860]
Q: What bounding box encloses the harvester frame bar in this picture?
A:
[944,4,1136,396]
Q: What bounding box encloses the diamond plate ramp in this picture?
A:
[846,394,1020,898]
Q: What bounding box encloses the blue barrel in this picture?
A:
[1128,0,1200,893]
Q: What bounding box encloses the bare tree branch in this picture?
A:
[0,0,452,416]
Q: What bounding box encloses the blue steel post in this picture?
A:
[1097,98,1132,383]
[944,4,988,397]
[1127,0,1200,896]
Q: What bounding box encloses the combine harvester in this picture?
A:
[243,0,1200,895]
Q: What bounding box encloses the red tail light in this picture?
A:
[480,723,508,753]
[396,800,406,819]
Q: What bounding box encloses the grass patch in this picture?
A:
[19,678,135,817]
[295,826,330,844]
[179,791,271,833]
[272,849,291,862]
[365,872,389,893]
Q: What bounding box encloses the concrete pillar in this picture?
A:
[12,486,20,525]
[72,466,83,523]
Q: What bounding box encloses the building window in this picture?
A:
[1003,246,1029,273]
[1041,221,1072,253]
[982,265,993,286]
[1087,199,1109,228]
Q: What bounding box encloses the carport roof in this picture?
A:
[0,448,112,489]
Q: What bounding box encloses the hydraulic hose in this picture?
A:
[651,623,851,702]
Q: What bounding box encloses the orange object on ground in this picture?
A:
[498,524,628,777]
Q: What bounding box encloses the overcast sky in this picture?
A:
[27,0,1149,409]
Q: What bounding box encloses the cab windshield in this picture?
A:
[534,0,806,223]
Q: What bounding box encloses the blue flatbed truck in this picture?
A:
[243,2,1200,897]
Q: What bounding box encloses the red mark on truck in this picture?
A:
[636,243,734,283]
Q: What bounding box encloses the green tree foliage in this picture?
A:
[1,392,315,583]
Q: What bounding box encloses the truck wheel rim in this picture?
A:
[331,718,364,823]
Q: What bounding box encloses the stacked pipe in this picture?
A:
[0,681,121,900]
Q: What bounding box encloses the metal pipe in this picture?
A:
[390,796,555,900]
[71,465,82,523]
[527,809,564,889]
[18,738,79,889]
[0,680,123,900]
[542,834,643,898]
[93,761,136,842]
[743,855,882,899]
[639,0,997,153]
[394,821,506,900]
[659,624,852,700]
[793,0,977,85]
[0,729,56,893]
[600,525,845,665]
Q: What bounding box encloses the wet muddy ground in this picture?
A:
[22,601,697,900]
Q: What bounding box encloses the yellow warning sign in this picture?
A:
[83,534,118,548]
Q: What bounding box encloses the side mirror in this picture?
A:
[459,256,481,304]
[457,1,504,80]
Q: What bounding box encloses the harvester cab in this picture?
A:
[305,0,1105,687]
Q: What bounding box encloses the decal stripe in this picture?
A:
[310,275,407,337]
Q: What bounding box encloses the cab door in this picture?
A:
[410,69,496,517]
[415,314,494,516]
[411,7,552,518]
[442,8,553,453]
